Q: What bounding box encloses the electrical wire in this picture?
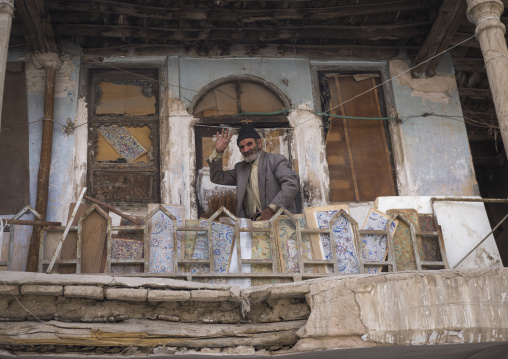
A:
[4,34,497,134]
[326,35,476,114]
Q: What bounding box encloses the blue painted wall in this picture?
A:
[390,54,479,196]
[178,58,314,110]
[2,51,479,270]
[4,46,81,271]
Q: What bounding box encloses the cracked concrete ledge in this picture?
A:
[0,272,231,290]
[292,268,508,351]
[0,268,507,352]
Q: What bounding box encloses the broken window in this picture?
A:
[193,79,294,218]
[87,69,160,205]
[320,73,397,202]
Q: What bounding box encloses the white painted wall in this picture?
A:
[375,196,503,269]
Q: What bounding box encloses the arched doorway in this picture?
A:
[191,76,294,218]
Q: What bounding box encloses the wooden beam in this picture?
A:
[411,0,467,78]
[84,195,142,225]
[15,0,59,272]
[453,57,485,72]
[14,0,57,52]
[462,110,498,123]
[81,43,420,59]
[458,87,493,99]
[451,32,480,48]
[5,219,61,226]
[473,155,504,167]
[45,0,437,23]
[468,133,501,142]
[57,22,431,42]
[26,65,56,272]
[0,319,305,347]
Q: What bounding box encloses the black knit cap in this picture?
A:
[236,123,261,145]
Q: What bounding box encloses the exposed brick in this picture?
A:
[148,289,190,302]
[105,288,147,301]
[64,286,103,300]
[190,290,230,302]
[20,284,63,296]
[0,285,19,295]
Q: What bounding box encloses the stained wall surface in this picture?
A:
[1,52,486,270]
[179,58,314,110]
[3,47,81,271]
[389,54,479,197]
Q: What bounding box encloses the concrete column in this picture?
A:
[467,0,508,152]
[0,0,15,134]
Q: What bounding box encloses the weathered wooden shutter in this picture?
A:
[87,69,160,205]
[325,74,396,202]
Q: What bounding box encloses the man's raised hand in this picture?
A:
[215,128,234,153]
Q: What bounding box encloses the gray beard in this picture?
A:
[243,148,262,163]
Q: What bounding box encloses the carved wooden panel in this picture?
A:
[91,171,156,203]
[87,69,160,205]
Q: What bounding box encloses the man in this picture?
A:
[207,124,300,220]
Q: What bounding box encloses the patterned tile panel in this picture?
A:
[185,220,234,275]
[361,209,398,274]
[312,209,360,274]
[251,221,282,286]
[148,204,185,273]
[275,215,314,273]
[97,125,147,163]
[386,209,420,271]
[110,238,143,273]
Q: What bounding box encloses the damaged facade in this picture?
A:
[1,0,508,357]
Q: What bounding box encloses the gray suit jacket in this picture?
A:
[207,151,300,218]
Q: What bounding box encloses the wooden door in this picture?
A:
[195,126,293,218]
[324,74,396,202]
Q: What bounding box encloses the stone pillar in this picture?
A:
[467,0,508,152]
[0,0,14,134]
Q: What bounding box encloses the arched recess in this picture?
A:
[189,75,291,116]
[191,76,296,218]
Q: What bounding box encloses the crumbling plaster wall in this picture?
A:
[4,51,486,269]
[178,57,330,212]
[4,46,81,271]
[295,268,508,351]
[389,54,479,196]
[1,269,507,353]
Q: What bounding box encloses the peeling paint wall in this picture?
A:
[3,50,492,270]
[389,55,479,196]
[179,58,314,110]
[177,58,330,211]
[375,196,503,269]
[288,105,330,207]
[3,46,81,271]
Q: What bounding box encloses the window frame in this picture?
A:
[86,67,161,206]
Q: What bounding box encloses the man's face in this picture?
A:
[238,138,262,163]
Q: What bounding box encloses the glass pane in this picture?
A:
[95,125,153,164]
[96,82,156,115]
[194,82,238,117]
[239,82,284,113]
